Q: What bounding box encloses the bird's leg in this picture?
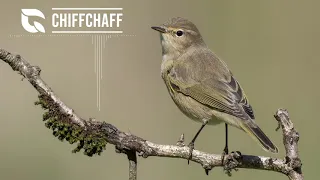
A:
[221,123,229,164]
[224,123,229,154]
[187,119,209,164]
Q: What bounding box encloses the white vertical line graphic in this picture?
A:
[100,35,103,79]
[92,35,109,111]
[93,36,95,104]
[102,36,106,78]
[96,35,99,110]
[99,35,101,111]
[98,35,100,111]
[93,36,96,73]
[8,33,133,112]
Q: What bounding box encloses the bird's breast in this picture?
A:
[160,57,221,125]
[168,87,222,126]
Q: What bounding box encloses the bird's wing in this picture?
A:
[169,73,254,120]
[167,49,255,121]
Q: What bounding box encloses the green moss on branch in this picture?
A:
[34,94,108,157]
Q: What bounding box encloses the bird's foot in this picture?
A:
[221,146,229,164]
[223,151,242,176]
[187,141,195,164]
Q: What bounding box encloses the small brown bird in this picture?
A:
[151,17,278,161]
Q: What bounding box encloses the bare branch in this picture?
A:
[275,110,303,180]
[127,150,137,180]
[0,48,303,180]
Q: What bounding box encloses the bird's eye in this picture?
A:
[176,30,184,37]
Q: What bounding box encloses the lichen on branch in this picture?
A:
[35,94,108,156]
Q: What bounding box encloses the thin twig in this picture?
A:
[0,48,303,180]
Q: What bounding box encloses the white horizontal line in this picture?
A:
[52,31,123,34]
[52,8,123,10]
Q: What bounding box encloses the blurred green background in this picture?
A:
[0,0,318,179]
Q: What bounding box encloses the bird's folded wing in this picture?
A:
[168,73,255,121]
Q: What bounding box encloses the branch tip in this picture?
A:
[176,133,185,147]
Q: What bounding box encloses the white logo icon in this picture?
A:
[21,9,46,33]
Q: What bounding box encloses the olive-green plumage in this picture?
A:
[152,17,278,153]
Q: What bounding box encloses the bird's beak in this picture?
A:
[151,26,167,33]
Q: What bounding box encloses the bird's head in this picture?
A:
[152,17,205,56]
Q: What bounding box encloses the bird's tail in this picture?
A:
[240,120,278,153]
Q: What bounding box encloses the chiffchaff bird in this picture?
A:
[151,17,278,161]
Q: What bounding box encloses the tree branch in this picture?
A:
[127,150,137,180]
[0,48,303,180]
[275,110,303,180]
